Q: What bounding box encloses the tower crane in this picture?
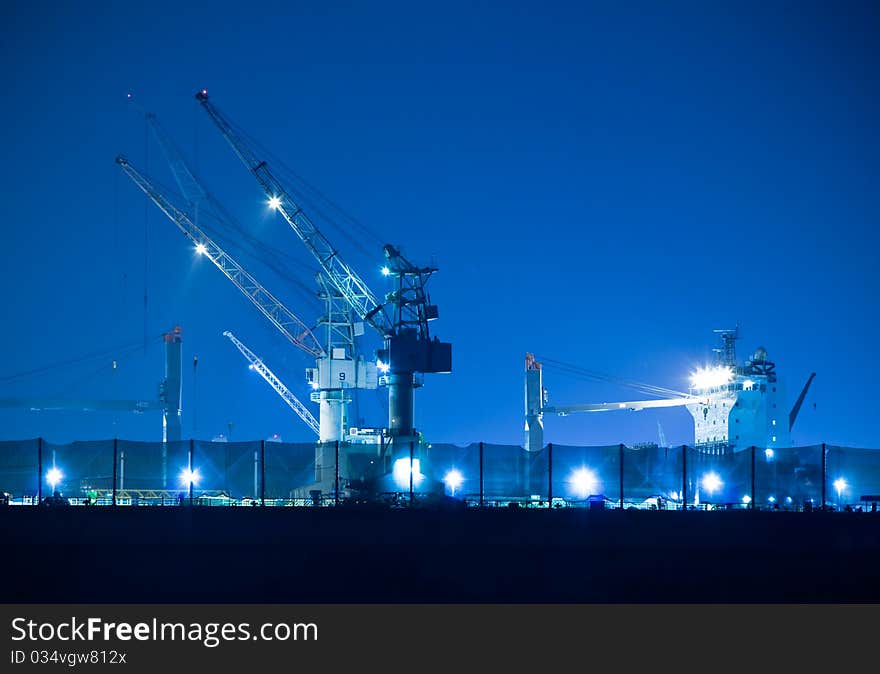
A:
[223,331,320,437]
[195,90,452,452]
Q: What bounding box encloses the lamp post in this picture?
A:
[443,469,464,498]
[833,477,847,511]
[45,466,63,494]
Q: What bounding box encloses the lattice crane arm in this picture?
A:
[116,155,324,359]
[223,331,320,437]
[195,90,392,337]
[127,94,207,206]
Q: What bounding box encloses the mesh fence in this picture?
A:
[422,443,481,500]
[263,442,317,501]
[550,444,621,507]
[0,439,39,502]
[623,445,684,507]
[754,445,823,510]
[0,439,878,510]
[43,440,115,500]
[196,440,260,501]
[826,446,880,509]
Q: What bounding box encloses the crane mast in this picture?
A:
[224,331,320,437]
[195,90,451,449]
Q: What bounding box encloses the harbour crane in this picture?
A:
[117,156,361,442]
[0,326,182,446]
[122,108,378,444]
[524,353,706,452]
[195,90,451,454]
[117,155,323,359]
[223,331,320,437]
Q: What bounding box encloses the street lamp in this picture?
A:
[179,467,200,487]
[443,469,464,497]
[833,477,847,511]
[180,467,200,505]
[701,472,723,498]
[45,466,63,492]
[569,467,598,500]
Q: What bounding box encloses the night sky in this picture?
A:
[1,1,877,448]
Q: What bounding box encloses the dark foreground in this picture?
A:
[2,506,879,602]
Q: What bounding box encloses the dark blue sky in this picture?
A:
[1,1,877,448]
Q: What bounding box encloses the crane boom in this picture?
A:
[116,155,324,359]
[147,116,207,208]
[543,396,704,416]
[194,90,391,336]
[0,398,161,412]
[127,94,207,207]
[223,331,320,436]
[788,372,816,432]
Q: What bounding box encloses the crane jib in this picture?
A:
[116,156,325,360]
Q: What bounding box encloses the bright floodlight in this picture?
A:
[689,365,733,391]
[268,195,282,210]
[765,448,774,460]
[569,467,598,499]
[45,467,63,490]
[179,467,200,487]
[195,242,208,255]
[833,477,847,494]
[701,471,723,495]
[768,496,776,503]
[443,469,464,496]
[381,266,391,277]
[376,359,390,374]
[742,494,752,505]
[392,458,424,490]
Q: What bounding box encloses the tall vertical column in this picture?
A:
[524,354,544,453]
[36,438,43,505]
[162,326,183,444]
[112,438,118,506]
[681,445,688,510]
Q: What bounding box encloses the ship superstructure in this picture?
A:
[686,329,814,454]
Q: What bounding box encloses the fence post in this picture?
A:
[681,445,688,510]
[547,443,553,506]
[409,441,415,506]
[260,439,266,506]
[335,440,340,507]
[821,443,827,509]
[750,446,756,510]
[37,437,43,506]
[619,443,625,510]
[479,441,484,507]
[112,438,118,506]
[188,438,194,506]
